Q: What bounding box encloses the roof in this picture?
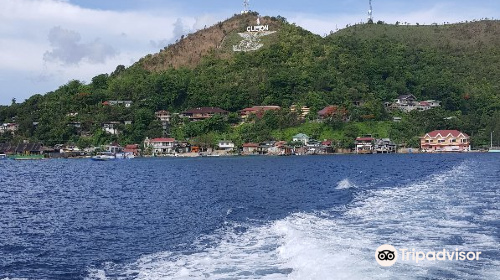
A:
[293,133,309,139]
[356,137,374,141]
[243,143,259,147]
[125,144,139,149]
[150,138,176,142]
[424,130,469,138]
[182,107,228,114]
[155,110,170,114]
[398,94,416,100]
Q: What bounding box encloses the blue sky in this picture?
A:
[1,0,499,105]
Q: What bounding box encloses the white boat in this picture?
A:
[91,152,116,161]
[0,154,8,160]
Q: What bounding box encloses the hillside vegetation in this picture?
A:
[1,15,499,148]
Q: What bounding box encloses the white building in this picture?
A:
[144,137,176,155]
[292,133,310,145]
[218,141,235,151]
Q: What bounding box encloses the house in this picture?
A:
[321,140,334,154]
[292,133,310,145]
[102,122,121,135]
[420,130,470,152]
[374,138,397,153]
[317,105,348,121]
[155,110,171,123]
[218,140,235,151]
[395,94,417,105]
[0,123,19,134]
[181,107,228,121]
[240,106,281,121]
[258,141,276,155]
[425,100,441,108]
[67,122,82,128]
[355,136,375,154]
[242,143,259,155]
[102,100,133,108]
[175,141,191,154]
[124,144,141,156]
[144,137,176,155]
[0,142,43,155]
[389,95,441,113]
[290,105,310,119]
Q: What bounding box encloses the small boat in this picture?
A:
[91,152,116,161]
[0,154,8,160]
[9,154,45,160]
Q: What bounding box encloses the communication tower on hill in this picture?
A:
[368,0,373,23]
[242,0,250,14]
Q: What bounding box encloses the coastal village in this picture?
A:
[0,94,477,159]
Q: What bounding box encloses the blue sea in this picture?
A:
[0,154,499,279]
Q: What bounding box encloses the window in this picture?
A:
[438,139,446,143]
[450,139,457,143]
[461,139,468,143]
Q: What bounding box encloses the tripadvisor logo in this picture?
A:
[375,244,482,267]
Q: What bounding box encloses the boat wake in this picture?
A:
[86,160,500,280]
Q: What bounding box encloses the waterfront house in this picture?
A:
[292,133,310,145]
[374,138,397,153]
[0,142,43,156]
[124,144,141,156]
[144,137,176,155]
[420,130,470,152]
[218,140,235,151]
[355,136,375,154]
[175,141,191,154]
[242,143,259,155]
[240,106,281,121]
[181,107,228,121]
[321,140,334,154]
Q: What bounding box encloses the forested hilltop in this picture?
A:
[1,13,499,149]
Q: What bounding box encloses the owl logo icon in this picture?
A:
[375,245,398,266]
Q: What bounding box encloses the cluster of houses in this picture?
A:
[385,94,441,112]
[140,129,471,157]
[0,123,19,134]
[0,129,472,158]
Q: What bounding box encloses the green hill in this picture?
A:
[1,15,499,148]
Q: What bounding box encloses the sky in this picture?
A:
[1,0,500,105]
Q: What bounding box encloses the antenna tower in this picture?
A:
[242,0,250,14]
[368,0,373,23]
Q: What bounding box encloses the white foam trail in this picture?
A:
[335,178,357,190]
[86,160,500,280]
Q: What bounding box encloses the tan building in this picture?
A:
[420,130,470,152]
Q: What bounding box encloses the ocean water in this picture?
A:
[0,154,499,279]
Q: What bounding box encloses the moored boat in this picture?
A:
[91,152,116,161]
[9,154,45,160]
[0,154,8,160]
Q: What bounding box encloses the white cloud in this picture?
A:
[0,0,220,104]
[44,26,118,65]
